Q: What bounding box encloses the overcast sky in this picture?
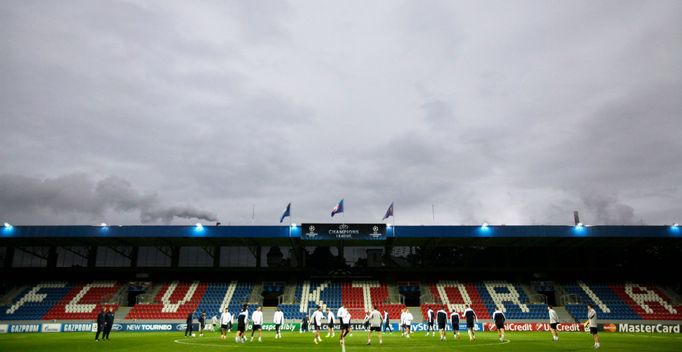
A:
[1,0,680,226]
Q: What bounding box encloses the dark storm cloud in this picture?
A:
[0,174,217,224]
[0,0,680,225]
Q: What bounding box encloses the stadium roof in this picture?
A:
[1,224,678,239]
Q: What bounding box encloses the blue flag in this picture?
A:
[331,199,344,217]
[279,203,291,223]
[383,202,394,220]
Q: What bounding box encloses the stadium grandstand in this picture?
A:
[1,224,680,330]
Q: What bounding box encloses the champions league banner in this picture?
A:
[301,223,387,240]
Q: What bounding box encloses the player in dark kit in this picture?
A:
[464,305,477,341]
[450,310,461,339]
[426,307,435,336]
[437,306,448,341]
[383,309,392,333]
[236,304,248,343]
[199,311,206,337]
[95,307,106,341]
[301,315,309,333]
[492,307,506,342]
[185,312,194,337]
[103,307,114,340]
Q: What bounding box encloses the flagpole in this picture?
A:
[287,204,291,237]
[392,203,396,238]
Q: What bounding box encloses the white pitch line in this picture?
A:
[173,338,332,349]
[173,337,513,349]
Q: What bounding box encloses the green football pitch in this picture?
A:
[1,330,681,351]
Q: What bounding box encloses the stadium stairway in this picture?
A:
[0,285,29,306]
[659,286,682,305]
[386,282,401,304]
[419,282,435,304]
[281,282,296,304]
[261,306,277,323]
[248,282,263,304]
[520,284,540,301]
[115,306,132,320]
[553,306,575,323]
[145,282,165,302]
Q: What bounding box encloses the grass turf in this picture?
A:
[1,330,681,351]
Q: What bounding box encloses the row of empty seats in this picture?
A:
[2,280,680,321]
[196,281,255,319]
[126,281,208,320]
[0,282,120,321]
[342,281,404,320]
[424,281,492,320]
[563,282,682,321]
[279,281,342,320]
[477,281,548,319]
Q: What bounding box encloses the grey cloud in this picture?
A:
[1,0,681,226]
[140,205,217,224]
[580,193,639,225]
[0,174,217,224]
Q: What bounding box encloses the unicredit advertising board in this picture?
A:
[483,322,585,332]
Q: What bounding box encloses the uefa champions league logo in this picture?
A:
[305,225,318,238]
[369,225,382,238]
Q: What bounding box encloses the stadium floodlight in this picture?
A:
[478,222,491,235]
[3,222,11,229]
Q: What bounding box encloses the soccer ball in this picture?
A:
[192,333,196,337]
